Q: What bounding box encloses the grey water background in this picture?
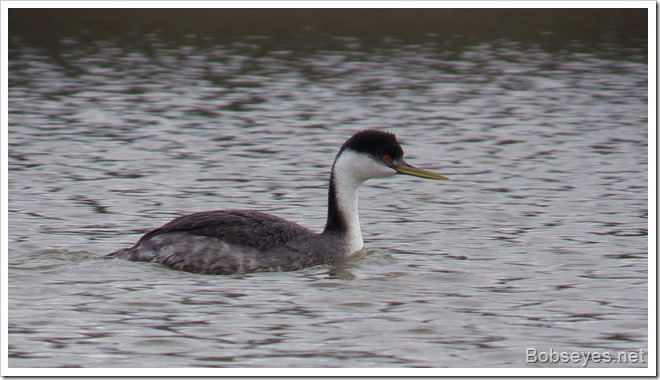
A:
[8,9,648,368]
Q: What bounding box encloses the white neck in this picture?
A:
[331,170,363,253]
[328,150,397,254]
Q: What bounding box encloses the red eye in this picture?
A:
[382,155,392,164]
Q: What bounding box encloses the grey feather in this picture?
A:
[108,210,347,274]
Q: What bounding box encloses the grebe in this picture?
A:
[107,130,448,274]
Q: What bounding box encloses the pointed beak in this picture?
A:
[393,159,449,180]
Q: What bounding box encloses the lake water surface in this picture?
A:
[7,9,649,370]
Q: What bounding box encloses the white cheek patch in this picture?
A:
[334,150,397,185]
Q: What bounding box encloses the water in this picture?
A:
[7,9,648,369]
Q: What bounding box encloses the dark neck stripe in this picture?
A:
[323,172,347,234]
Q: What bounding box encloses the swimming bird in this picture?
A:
[108,129,448,274]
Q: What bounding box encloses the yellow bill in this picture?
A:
[394,162,449,180]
